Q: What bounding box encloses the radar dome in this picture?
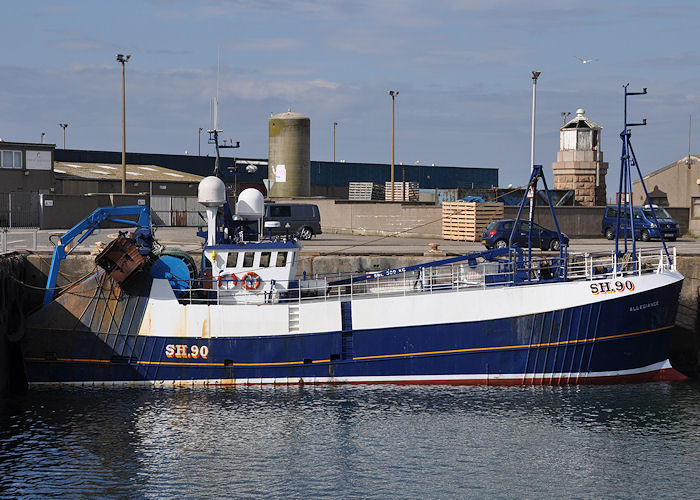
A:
[198,176,226,207]
[236,188,264,219]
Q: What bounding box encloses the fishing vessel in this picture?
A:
[20,87,686,385]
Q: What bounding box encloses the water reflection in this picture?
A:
[1,381,698,498]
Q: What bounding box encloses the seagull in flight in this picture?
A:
[576,56,598,64]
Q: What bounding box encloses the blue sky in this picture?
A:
[1,1,699,196]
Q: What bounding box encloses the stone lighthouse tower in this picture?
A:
[552,109,608,206]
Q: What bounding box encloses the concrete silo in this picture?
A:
[268,111,310,197]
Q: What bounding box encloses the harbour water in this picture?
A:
[1,382,699,498]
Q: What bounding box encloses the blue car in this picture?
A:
[482,219,569,251]
[601,205,679,241]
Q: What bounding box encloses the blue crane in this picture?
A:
[43,205,151,305]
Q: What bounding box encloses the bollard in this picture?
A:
[1,229,6,253]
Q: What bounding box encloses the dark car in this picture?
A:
[264,203,322,240]
[482,219,569,251]
[601,205,679,241]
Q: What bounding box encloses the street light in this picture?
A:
[58,123,68,149]
[116,53,131,194]
[40,132,45,144]
[388,90,399,201]
[198,127,203,156]
[333,122,338,162]
[529,71,540,221]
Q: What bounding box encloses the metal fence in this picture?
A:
[1,192,205,229]
[0,192,41,228]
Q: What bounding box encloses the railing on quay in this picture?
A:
[1,228,40,253]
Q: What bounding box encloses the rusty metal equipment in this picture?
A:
[95,236,148,285]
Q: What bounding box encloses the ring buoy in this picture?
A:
[241,271,262,290]
[217,272,238,289]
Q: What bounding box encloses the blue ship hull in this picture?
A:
[22,275,684,385]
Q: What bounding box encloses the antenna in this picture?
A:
[215,48,221,131]
[215,97,219,131]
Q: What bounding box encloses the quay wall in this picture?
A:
[0,252,30,393]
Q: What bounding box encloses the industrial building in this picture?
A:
[0,140,56,194]
[0,139,498,229]
[632,155,700,236]
[51,149,498,198]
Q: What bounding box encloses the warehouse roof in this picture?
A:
[53,161,204,182]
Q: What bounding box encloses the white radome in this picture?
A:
[198,176,226,207]
[237,188,264,219]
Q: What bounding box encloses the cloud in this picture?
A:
[222,38,306,52]
[151,0,352,21]
[42,28,116,52]
[636,51,700,69]
[0,61,344,153]
[52,37,115,52]
[220,76,340,101]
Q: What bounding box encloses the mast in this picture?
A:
[617,85,671,265]
[207,93,240,242]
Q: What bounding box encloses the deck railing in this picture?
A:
[176,246,676,306]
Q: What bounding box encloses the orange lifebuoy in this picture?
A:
[241,271,262,290]
[217,272,238,289]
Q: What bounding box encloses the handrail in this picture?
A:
[167,246,676,307]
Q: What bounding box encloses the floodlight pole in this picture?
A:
[117,53,131,194]
[333,122,338,162]
[59,123,68,149]
[389,90,399,201]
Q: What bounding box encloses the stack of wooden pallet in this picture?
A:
[348,182,385,200]
[441,202,504,241]
[384,181,419,201]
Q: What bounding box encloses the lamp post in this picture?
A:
[58,123,68,149]
[333,122,338,162]
[117,53,131,194]
[40,132,45,144]
[529,71,540,221]
[198,127,203,156]
[388,90,399,201]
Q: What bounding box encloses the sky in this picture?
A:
[1,0,699,198]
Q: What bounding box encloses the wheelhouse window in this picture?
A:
[243,252,255,267]
[0,150,22,168]
[276,252,288,267]
[260,252,271,267]
[226,252,239,267]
